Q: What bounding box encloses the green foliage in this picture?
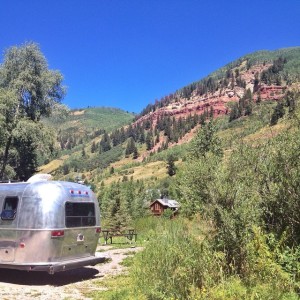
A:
[44,107,134,156]
[100,132,112,153]
[168,102,300,297]
[0,43,64,180]
[87,274,146,300]
[172,121,223,216]
[255,130,300,244]
[161,208,174,219]
[145,131,153,150]
[13,120,57,180]
[0,42,65,121]
[103,181,132,231]
[285,90,300,115]
[46,107,133,131]
[175,144,263,275]
[98,216,299,300]
[234,227,298,299]
[233,47,300,78]
[77,107,134,131]
[173,153,219,216]
[132,219,224,300]
[61,144,123,175]
[97,145,123,169]
[229,102,241,122]
[166,154,176,176]
[229,89,253,122]
[132,146,139,159]
[200,276,298,300]
[176,120,300,273]
[125,137,137,157]
[99,180,149,226]
[146,142,189,163]
[270,101,285,125]
[189,121,223,159]
[261,56,287,85]
[277,244,300,280]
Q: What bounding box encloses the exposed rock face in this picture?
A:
[259,85,287,100]
[133,61,295,160]
[135,63,287,128]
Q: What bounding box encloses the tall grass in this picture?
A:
[130,217,299,300]
[89,217,299,299]
[132,218,224,299]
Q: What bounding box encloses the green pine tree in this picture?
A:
[166,155,176,176]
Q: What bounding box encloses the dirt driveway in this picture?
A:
[0,245,142,300]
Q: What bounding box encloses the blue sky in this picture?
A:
[0,0,299,113]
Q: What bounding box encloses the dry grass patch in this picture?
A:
[111,156,134,168]
[71,110,85,116]
[38,155,69,173]
[244,122,288,145]
[132,161,167,180]
[218,126,244,141]
[104,161,168,185]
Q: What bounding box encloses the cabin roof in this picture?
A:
[150,198,180,208]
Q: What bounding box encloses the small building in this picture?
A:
[149,198,180,217]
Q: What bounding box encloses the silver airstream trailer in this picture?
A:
[0,174,104,274]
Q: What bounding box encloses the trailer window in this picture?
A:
[65,202,96,227]
[1,196,18,220]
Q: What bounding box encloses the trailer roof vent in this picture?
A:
[27,174,53,183]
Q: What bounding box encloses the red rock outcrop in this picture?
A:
[134,62,290,159]
[135,63,287,129]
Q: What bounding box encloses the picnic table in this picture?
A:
[101,228,137,244]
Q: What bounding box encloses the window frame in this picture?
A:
[65,201,96,228]
[1,196,19,221]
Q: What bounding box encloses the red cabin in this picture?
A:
[149,199,180,216]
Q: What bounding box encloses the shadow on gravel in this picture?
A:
[0,266,104,286]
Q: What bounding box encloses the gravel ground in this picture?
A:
[0,245,143,300]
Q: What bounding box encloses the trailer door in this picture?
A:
[0,196,19,262]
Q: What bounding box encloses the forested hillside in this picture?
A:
[43,106,134,153]
[47,47,300,190]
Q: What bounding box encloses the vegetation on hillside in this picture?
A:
[44,107,134,153]
[83,91,297,233]
[41,47,300,186]
[138,47,300,118]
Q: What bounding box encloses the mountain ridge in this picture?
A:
[42,46,300,183]
[131,47,300,157]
